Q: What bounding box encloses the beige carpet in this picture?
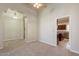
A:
[0,39,79,56]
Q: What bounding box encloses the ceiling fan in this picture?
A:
[33,3,47,9]
[33,3,42,8]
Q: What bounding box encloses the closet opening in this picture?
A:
[57,16,69,48]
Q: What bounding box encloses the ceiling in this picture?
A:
[22,3,48,11]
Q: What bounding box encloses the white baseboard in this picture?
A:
[39,40,57,47]
[69,48,79,54]
[66,44,79,54]
[25,40,38,43]
[3,38,23,41]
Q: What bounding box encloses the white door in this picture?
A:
[4,15,24,41]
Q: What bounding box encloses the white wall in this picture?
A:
[0,13,4,49]
[69,5,79,52]
[39,4,79,52]
[0,3,38,48]
[39,5,57,46]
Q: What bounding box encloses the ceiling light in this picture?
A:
[33,3,42,8]
[37,6,39,8]
[38,4,42,6]
[33,4,36,7]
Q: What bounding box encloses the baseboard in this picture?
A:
[3,39,23,41]
[39,40,57,47]
[25,40,38,43]
[66,44,79,54]
[70,48,79,54]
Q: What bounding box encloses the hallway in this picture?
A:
[0,40,79,56]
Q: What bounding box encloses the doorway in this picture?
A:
[57,17,69,48]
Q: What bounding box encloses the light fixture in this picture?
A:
[38,4,42,6]
[37,6,39,8]
[33,3,42,8]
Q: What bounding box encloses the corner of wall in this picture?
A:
[66,43,79,54]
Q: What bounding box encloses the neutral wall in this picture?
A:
[0,14,4,49]
[39,5,57,46]
[39,4,79,52]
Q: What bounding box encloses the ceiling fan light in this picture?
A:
[33,3,43,8]
[39,4,42,6]
[33,4,36,7]
[37,6,39,8]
